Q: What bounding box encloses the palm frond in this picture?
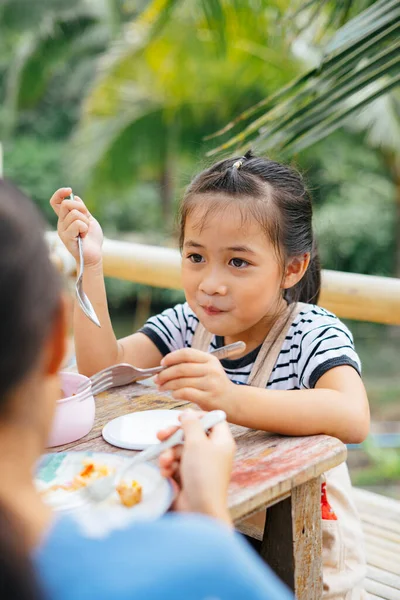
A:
[325,0,399,52]
[286,0,373,34]
[208,0,400,157]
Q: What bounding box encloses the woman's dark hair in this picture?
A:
[0,179,62,600]
[0,503,42,599]
[179,150,321,305]
[0,179,61,406]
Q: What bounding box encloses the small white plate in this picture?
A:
[35,452,174,537]
[102,409,183,450]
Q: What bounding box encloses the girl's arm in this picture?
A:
[73,259,162,376]
[156,350,370,445]
[229,365,370,444]
[50,188,163,376]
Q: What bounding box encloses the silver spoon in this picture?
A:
[66,193,101,328]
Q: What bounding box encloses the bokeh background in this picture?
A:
[1,0,399,495]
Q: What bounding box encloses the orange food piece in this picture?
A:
[116,480,142,508]
[41,461,112,496]
[80,463,95,478]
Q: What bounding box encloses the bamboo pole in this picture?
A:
[319,270,400,325]
[102,239,182,289]
[46,234,400,326]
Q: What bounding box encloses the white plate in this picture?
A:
[102,409,182,450]
[35,452,174,537]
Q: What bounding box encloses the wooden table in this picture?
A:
[55,382,347,600]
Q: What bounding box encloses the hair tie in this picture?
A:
[232,159,244,170]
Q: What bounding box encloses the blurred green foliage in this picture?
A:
[4,136,64,224]
[352,438,400,489]
[299,131,396,277]
[1,0,399,296]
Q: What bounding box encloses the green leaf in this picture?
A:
[206,17,400,151]
[208,0,400,157]
[204,69,316,141]
[326,3,400,55]
[261,44,400,141]
[257,74,400,155]
[327,0,397,51]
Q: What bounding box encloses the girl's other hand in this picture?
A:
[155,348,235,413]
[49,187,104,267]
[158,410,235,526]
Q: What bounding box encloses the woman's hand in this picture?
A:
[158,410,235,526]
[49,187,103,267]
[155,348,236,413]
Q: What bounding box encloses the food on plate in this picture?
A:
[116,480,143,507]
[40,459,143,507]
[41,460,112,494]
[76,460,110,482]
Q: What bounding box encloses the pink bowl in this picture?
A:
[47,372,95,448]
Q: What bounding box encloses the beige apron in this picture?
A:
[192,302,368,599]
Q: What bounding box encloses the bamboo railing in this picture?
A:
[46,233,400,326]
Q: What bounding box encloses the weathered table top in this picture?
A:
[55,382,347,522]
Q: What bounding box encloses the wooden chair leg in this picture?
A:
[260,477,323,600]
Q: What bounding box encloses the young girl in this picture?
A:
[51,151,370,599]
[0,178,292,600]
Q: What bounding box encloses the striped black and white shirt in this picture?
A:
[140,302,361,390]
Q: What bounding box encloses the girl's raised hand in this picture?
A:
[49,187,103,267]
[155,348,236,414]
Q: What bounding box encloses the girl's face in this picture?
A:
[182,202,288,347]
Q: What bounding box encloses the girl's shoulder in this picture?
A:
[293,303,354,340]
[142,301,199,328]
[154,301,198,322]
[176,301,199,321]
[139,302,200,355]
[282,303,360,389]
[160,302,200,331]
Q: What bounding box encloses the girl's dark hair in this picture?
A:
[0,179,62,600]
[179,150,321,305]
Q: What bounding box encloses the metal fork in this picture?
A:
[67,193,101,328]
[82,410,227,504]
[80,340,246,396]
